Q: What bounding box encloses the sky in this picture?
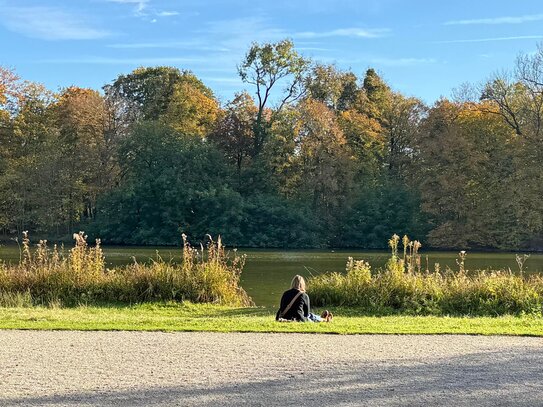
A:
[1,0,543,105]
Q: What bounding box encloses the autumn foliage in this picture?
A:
[0,40,542,250]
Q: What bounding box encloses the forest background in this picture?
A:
[1,39,542,250]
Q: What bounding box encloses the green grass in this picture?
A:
[1,303,543,336]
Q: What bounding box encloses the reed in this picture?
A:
[309,235,543,316]
[0,232,252,307]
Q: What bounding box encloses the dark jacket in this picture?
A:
[276,288,310,321]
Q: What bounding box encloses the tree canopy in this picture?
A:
[1,41,542,250]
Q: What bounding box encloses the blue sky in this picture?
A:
[1,0,543,104]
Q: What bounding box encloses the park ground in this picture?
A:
[1,330,542,406]
[2,304,543,406]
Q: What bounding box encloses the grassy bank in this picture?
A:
[1,302,543,336]
[310,235,543,316]
[3,233,543,319]
[0,233,251,307]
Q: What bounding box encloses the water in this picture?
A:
[1,245,542,307]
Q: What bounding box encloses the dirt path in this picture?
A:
[1,331,542,406]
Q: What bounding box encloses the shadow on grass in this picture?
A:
[56,302,276,318]
[73,303,398,318]
[2,301,533,320]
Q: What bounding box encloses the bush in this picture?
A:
[0,232,252,307]
[309,235,543,316]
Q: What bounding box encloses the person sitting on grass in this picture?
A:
[275,275,332,322]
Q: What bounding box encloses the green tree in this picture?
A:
[208,92,257,175]
[104,67,213,125]
[339,179,425,248]
[305,63,358,111]
[93,122,237,244]
[481,45,543,247]
[238,39,309,155]
[381,93,425,179]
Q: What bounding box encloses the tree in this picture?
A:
[164,80,219,137]
[0,82,57,234]
[294,99,354,236]
[238,39,309,155]
[0,67,22,232]
[104,67,214,127]
[208,92,256,174]
[347,69,425,179]
[482,44,543,139]
[305,64,358,111]
[415,100,519,248]
[361,68,392,121]
[481,45,543,247]
[0,66,23,118]
[263,107,301,197]
[481,77,526,137]
[381,93,425,179]
[93,122,236,244]
[53,87,109,230]
[338,108,383,181]
[339,179,425,248]
[104,66,182,123]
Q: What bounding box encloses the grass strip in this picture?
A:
[1,303,543,336]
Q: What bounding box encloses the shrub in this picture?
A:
[309,235,543,316]
[0,232,252,307]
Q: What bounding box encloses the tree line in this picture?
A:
[1,40,542,249]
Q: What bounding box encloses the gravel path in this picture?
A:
[1,331,542,406]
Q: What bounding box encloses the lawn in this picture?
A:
[1,303,543,336]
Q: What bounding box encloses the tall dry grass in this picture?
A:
[309,235,543,316]
[0,232,252,307]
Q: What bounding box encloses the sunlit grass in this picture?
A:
[1,302,543,336]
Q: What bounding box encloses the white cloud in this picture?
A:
[105,0,148,16]
[107,41,230,52]
[105,1,181,19]
[296,47,332,52]
[201,18,390,58]
[205,17,286,42]
[0,5,110,40]
[445,14,543,25]
[157,11,179,17]
[200,17,289,55]
[201,77,243,84]
[434,35,543,44]
[295,27,390,39]
[314,54,437,67]
[370,57,437,67]
[40,56,208,65]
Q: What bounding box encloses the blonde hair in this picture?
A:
[290,275,306,292]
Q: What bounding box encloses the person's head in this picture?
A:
[290,275,306,292]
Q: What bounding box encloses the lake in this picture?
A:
[1,245,542,307]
